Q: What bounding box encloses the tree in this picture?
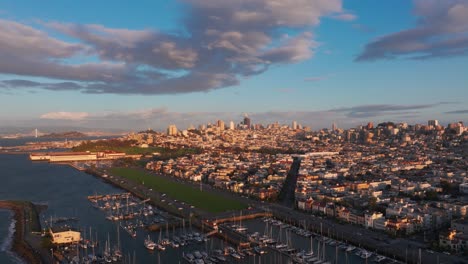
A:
[424,190,439,201]
[369,197,378,210]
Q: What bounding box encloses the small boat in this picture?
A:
[275,243,288,249]
[193,251,203,259]
[346,245,356,252]
[215,255,226,262]
[374,255,386,262]
[183,252,195,263]
[170,241,180,248]
[254,246,267,255]
[360,250,372,259]
[144,235,156,250]
[230,252,241,259]
[156,243,166,251]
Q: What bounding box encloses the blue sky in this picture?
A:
[0,0,467,131]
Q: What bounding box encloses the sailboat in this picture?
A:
[235,211,247,232]
[305,236,314,258]
[114,224,123,259]
[157,229,166,251]
[321,237,331,264]
[144,235,156,250]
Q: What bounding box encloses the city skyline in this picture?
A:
[0,0,467,131]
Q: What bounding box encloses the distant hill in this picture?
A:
[40,131,88,139]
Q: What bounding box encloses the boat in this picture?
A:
[230,252,241,259]
[144,235,156,250]
[156,243,166,251]
[215,255,226,262]
[374,255,386,262]
[170,240,180,248]
[183,252,195,263]
[346,245,356,252]
[193,251,203,259]
[275,243,288,249]
[360,250,372,259]
[254,246,267,255]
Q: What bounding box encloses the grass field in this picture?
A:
[110,167,247,213]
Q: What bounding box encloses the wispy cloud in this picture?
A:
[330,103,438,118]
[304,74,333,82]
[356,0,468,61]
[40,112,89,120]
[352,23,374,33]
[445,109,468,114]
[330,12,357,21]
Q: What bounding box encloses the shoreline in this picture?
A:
[0,201,44,264]
[0,209,25,264]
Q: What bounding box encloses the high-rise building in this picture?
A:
[243,116,251,129]
[367,122,374,130]
[229,121,235,130]
[332,122,337,131]
[428,120,439,127]
[217,120,225,131]
[167,124,178,136]
[292,121,297,130]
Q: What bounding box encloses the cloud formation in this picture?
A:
[445,109,468,114]
[330,103,436,118]
[304,74,331,82]
[0,0,354,95]
[40,112,89,120]
[356,0,468,61]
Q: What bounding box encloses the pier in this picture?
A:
[211,211,273,226]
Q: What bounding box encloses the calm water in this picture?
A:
[0,138,372,264]
[0,136,111,147]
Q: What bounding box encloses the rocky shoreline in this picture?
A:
[0,201,44,264]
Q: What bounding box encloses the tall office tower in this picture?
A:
[229,121,235,130]
[367,122,374,130]
[167,124,178,136]
[243,116,251,129]
[292,121,297,130]
[428,120,439,127]
[217,120,225,131]
[332,122,337,131]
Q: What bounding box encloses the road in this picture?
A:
[278,157,301,207]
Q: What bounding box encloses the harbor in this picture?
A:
[44,188,402,264]
[0,151,410,264]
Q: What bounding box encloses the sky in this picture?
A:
[0,0,467,132]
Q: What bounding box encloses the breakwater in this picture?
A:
[0,201,43,264]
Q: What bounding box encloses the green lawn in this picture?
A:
[110,167,247,213]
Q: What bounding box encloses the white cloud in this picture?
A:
[40,112,89,120]
[356,0,468,61]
